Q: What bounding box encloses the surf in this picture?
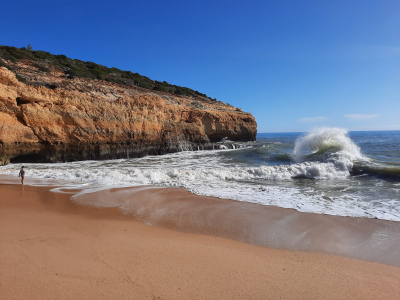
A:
[1,129,399,221]
[292,127,367,163]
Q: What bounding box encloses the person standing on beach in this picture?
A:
[18,166,25,185]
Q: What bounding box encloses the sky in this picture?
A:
[1,0,399,132]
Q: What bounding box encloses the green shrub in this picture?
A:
[32,50,53,60]
[15,74,27,83]
[0,45,216,100]
[0,59,11,69]
[32,63,50,72]
[91,67,105,79]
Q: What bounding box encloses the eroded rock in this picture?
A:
[0,62,256,164]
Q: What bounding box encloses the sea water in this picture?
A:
[1,128,399,221]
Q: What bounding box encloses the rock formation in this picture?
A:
[0,59,256,165]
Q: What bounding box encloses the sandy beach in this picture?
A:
[0,184,400,299]
[1,183,400,300]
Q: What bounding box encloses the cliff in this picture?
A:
[0,57,256,165]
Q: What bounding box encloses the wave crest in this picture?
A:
[293,127,366,162]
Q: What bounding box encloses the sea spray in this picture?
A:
[293,127,366,162]
[0,129,399,221]
[291,127,369,178]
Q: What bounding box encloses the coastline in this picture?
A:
[1,182,400,299]
[72,183,400,266]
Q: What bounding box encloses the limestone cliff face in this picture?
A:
[0,61,256,164]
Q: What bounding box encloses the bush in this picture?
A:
[0,59,11,69]
[32,50,53,60]
[90,67,105,79]
[32,63,50,72]
[0,45,216,100]
[15,74,27,83]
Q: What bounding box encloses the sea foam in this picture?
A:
[0,128,399,221]
[293,127,367,162]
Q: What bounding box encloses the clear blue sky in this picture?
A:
[1,0,399,132]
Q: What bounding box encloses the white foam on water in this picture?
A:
[0,128,399,221]
[292,128,370,178]
[293,127,366,161]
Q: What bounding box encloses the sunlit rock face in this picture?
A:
[0,62,256,164]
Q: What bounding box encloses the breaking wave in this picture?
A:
[293,127,366,162]
[288,127,368,178]
[0,128,383,185]
[1,128,399,221]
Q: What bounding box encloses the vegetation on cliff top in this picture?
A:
[0,45,214,100]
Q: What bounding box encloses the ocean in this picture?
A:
[1,127,399,222]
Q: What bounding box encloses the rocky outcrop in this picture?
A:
[0,60,256,164]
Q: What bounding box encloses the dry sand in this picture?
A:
[1,183,400,299]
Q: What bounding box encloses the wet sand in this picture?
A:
[73,185,400,266]
[1,183,400,299]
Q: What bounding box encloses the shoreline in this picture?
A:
[1,174,400,266]
[72,184,400,266]
[1,182,400,299]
